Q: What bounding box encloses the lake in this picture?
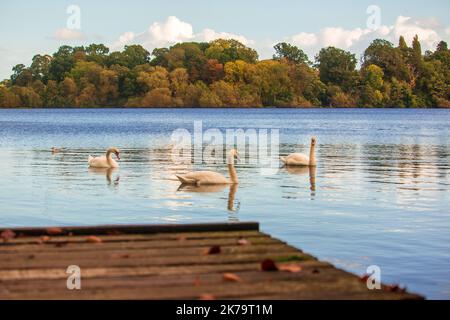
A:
[0,108,449,299]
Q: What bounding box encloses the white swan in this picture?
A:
[281,137,317,166]
[176,149,239,185]
[88,147,121,168]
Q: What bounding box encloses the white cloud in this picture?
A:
[320,27,372,48]
[393,16,440,48]
[287,15,448,62]
[112,16,252,51]
[196,28,252,45]
[54,28,85,41]
[112,31,136,49]
[290,32,318,47]
[148,16,194,44]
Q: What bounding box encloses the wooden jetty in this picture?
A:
[0,222,422,300]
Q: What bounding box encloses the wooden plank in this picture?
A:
[3,230,263,245]
[0,222,423,300]
[0,222,259,237]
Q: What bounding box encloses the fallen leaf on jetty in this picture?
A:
[204,245,221,255]
[279,264,302,273]
[54,241,68,248]
[198,294,215,300]
[86,236,103,243]
[41,236,51,242]
[106,230,123,236]
[193,276,201,287]
[237,238,250,246]
[178,235,187,242]
[1,229,16,242]
[384,284,406,293]
[223,273,242,282]
[261,259,278,271]
[111,253,130,259]
[46,227,63,235]
[360,274,370,283]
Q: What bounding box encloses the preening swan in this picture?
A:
[280,137,317,166]
[176,149,239,185]
[88,147,121,168]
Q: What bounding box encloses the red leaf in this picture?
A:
[46,227,63,235]
[384,284,406,293]
[106,230,123,236]
[360,274,370,282]
[223,273,242,282]
[279,264,302,273]
[1,229,16,242]
[40,236,51,242]
[204,245,221,255]
[178,235,187,242]
[237,238,250,246]
[261,259,278,271]
[193,276,201,287]
[198,294,215,300]
[54,241,68,247]
[86,236,103,243]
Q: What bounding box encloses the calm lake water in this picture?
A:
[0,108,449,299]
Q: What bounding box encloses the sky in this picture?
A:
[0,0,449,80]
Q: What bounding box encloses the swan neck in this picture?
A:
[227,161,238,184]
[309,143,316,166]
[106,150,114,166]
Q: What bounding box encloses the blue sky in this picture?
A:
[1,0,449,80]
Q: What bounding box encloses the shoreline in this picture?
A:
[0,106,448,110]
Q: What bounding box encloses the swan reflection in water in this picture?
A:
[177,183,240,213]
[88,167,120,186]
[284,165,317,198]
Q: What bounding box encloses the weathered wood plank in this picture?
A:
[0,222,423,300]
[0,222,258,237]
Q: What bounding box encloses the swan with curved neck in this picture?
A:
[176,149,239,185]
[88,147,121,168]
[280,137,317,166]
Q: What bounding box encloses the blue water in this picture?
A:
[0,108,449,299]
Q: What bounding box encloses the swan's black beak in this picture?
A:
[116,152,121,160]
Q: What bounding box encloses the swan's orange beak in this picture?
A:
[115,152,121,160]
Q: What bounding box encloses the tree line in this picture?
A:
[0,37,449,108]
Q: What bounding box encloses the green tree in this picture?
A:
[316,47,358,91]
[273,42,309,64]
[205,39,258,64]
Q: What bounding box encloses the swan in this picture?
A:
[281,137,317,166]
[176,149,239,185]
[88,147,121,168]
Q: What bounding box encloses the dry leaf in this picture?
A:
[204,245,221,255]
[54,241,68,248]
[261,259,278,271]
[106,230,122,236]
[46,227,63,235]
[198,294,215,300]
[279,264,302,273]
[178,235,187,242]
[384,284,406,293]
[1,229,16,242]
[237,238,250,246]
[193,276,201,287]
[86,236,103,243]
[360,274,370,283]
[223,273,242,282]
[41,236,51,242]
